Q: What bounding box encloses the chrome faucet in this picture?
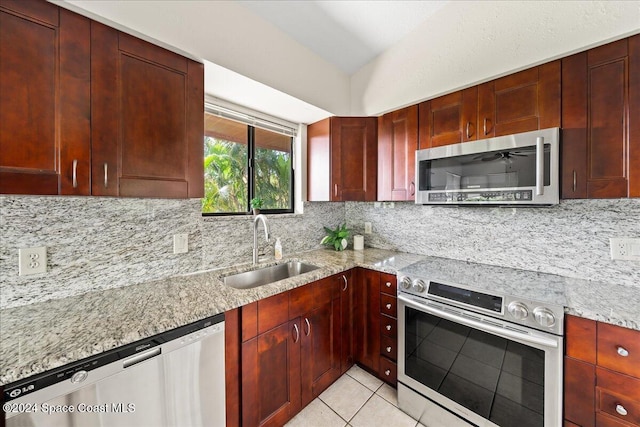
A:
[253,214,270,265]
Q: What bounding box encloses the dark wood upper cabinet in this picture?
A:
[0,0,203,199]
[307,116,377,201]
[378,105,418,201]
[418,61,560,150]
[91,23,204,198]
[562,35,640,199]
[0,1,91,195]
[479,61,561,138]
[418,87,478,149]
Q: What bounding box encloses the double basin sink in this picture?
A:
[224,261,319,290]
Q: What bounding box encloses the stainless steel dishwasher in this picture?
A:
[3,313,225,427]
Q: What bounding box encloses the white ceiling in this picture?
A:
[239,1,449,74]
[56,1,640,124]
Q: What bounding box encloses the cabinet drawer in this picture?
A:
[380,274,397,295]
[597,323,640,378]
[380,334,397,361]
[597,412,637,427]
[379,357,397,385]
[380,314,397,339]
[380,294,397,318]
[597,390,640,426]
[566,315,597,364]
[597,367,640,404]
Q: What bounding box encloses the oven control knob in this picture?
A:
[507,302,529,320]
[412,279,426,293]
[400,276,412,290]
[533,307,556,328]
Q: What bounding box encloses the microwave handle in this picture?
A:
[536,136,544,196]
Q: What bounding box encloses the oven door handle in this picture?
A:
[398,295,559,349]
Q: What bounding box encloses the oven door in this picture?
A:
[397,294,563,427]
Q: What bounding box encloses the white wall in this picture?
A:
[59,0,351,116]
[350,1,640,116]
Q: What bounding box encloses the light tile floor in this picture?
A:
[285,365,425,427]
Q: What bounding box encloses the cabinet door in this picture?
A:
[562,37,638,199]
[339,271,354,374]
[564,356,596,427]
[300,279,341,406]
[418,88,477,148]
[0,1,90,195]
[91,23,204,198]
[307,118,331,201]
[354,268,380,372]
[479,61,560,138]
[242,319,301,427]
[331,117,378,201]
[378,105,418,201]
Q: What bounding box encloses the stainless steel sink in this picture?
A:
[224,261,319,290]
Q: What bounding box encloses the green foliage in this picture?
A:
[250,197,264,209]
[321,223,350,251]
[202,137,291,213]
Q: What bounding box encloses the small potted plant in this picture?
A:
[250,197,264,215]
[321,223,350,251]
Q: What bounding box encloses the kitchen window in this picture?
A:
[202,104,295,215]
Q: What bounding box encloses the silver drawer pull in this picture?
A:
[385,282,392,288]
[617,346,629,357]
[386,346,392,353]
[385,369,391,376]
[104,162,108,188]
[616,404,628,416]
[386,303,392,310]
[342,275,348,291]
[386,325,392,331]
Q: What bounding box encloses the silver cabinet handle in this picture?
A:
[72,159,78,188]
[386,324,392,331]
[104,163,108,188]
[616,404,628,416]
[304,318,311,336]
[385,369,391,376]
[386,303,392,310]
[293,324,299,343]
[386,346,392,353]
[535,136,544,196]
[342,275,348,291]
[483,118,488,135]
[409,181,415,196]
[334,184,338,198]
[466,122,472,139]
[385,282,392,288]
[617,346,629,357]
[572,170,577,193]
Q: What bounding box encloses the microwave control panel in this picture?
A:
[428,190,533,203]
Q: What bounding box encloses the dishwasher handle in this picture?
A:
[123,347,161,368]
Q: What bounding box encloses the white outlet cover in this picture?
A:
[173,233,188,254]
[19,246,47,276]
[610,238,640,261]
[364,222,372,234]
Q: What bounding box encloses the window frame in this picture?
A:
[202,124,295,216]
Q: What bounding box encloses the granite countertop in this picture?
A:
[1,248,638,386]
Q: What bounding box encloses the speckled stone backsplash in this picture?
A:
[0,196,344,309]
[345,199,640,288]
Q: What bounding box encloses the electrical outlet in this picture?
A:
[19,247,47,276]
[173,233,188,254]
[364,222,372,234]
[610,238,640,261]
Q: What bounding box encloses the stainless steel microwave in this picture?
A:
[416,128,559,205]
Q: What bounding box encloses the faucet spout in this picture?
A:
[253,214,270,265]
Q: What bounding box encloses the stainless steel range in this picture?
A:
[396,259,564,427]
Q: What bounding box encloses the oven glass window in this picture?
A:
[405,307,544,427]
[418,144,550,191]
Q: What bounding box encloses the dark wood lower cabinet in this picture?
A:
[242,319,301,427]
[339,271,354,374]
[565,356,596,427]
[354,268,381,373]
